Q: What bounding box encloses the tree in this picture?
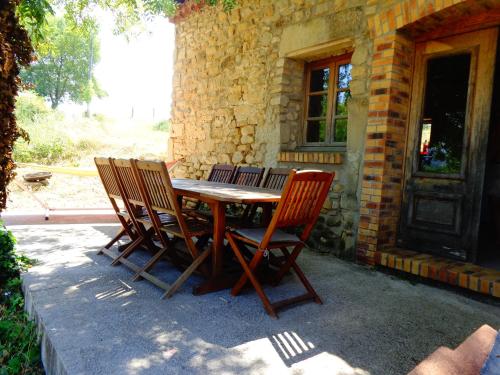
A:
[20,17,102,109]
[0,0,33,211]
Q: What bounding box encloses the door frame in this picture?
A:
[399,28,498,262]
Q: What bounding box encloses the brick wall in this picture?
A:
[356,0,471,264]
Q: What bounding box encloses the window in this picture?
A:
[303,54,352,146]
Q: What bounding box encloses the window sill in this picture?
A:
[278,150,344,165]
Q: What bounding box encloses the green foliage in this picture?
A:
[20,16,102,109]
[0,223,41,375]
[17,0,238,41]
[0,226,18,286]
[0,224,34,287]
[13,91,49,125]
[203,0,237,12]
[14,92,71,164]
[17,0,54,44]
[152,119,171,132]
[13,92,103,165]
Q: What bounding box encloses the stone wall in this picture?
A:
[170,0,372,258]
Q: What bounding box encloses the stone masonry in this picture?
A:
[171,0,371,259]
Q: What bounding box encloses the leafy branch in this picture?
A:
[17,0,238,40]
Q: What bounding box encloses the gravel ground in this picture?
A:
[7,169,110,209]
[12,223,500,375]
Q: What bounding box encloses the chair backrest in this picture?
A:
[207,164,236,183]
[260,170,335,248]
[111,158,146,208]
[94,157,121,200]
[232,166,265,187]
[132,159,179,217]
[261,168,291,191]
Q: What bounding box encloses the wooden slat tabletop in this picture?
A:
[172,178,282,204]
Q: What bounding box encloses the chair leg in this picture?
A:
[143,236,161,254]
[98,226,127,255]
[111,236,144,266]
[279,247,322,304]
[227,234,277,318]
[230,241,265,296]
[161,247,211,299]
[132,245,171,281]
[274,244,304,284]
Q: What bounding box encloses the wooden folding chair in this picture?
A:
[208,164,236,183]
[107,159,173,272]
[261,168,291,190]
[184,164,237,214]
[241,168,292,225]
[231,166,265,187]
[132,159,213,298]
[226,170,335,318]
[94,157,136,254]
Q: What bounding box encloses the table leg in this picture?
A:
[262,203,273,226]
[193,201,235,295]
[211,201,226,277]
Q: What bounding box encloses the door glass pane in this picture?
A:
[306,120,326,142]
[334,118,347,142]
[310,68,329,92]
[308,95,328,117]
[418,54,471,174]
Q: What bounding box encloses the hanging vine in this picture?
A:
[0,0,33,211]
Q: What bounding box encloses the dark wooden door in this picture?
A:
[398,29,498,261]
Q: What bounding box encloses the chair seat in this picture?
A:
[119,207,148,218]
[137,213,178,225]
[186,209,245,226]
[235,228,300,244]
[161,219,212,237]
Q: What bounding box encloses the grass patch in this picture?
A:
[13,91,169,167]
[152,120,171,132]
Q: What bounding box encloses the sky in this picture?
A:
[62,12,176,122]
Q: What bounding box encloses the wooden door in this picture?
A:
[398,29,498,261]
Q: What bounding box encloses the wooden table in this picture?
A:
[172,178,282,294]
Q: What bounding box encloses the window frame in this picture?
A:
[302,53,352,148]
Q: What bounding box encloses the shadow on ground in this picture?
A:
[11,223,500,375]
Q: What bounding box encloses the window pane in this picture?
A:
[334,118,347,142]
[338,64,352,89]
[310,68,329,92]
[418,54,471,174]
[335,91,349,116]
[308,95,328,118]
[306,120,326,143]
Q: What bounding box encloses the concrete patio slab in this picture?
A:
[11,223,500,375]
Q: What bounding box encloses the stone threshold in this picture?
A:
[374,248,500,298]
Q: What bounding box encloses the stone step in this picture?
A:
[409,324,497,375]
[375,248,500,298]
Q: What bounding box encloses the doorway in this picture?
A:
[478,34,500,270]
[397,29,498,262]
